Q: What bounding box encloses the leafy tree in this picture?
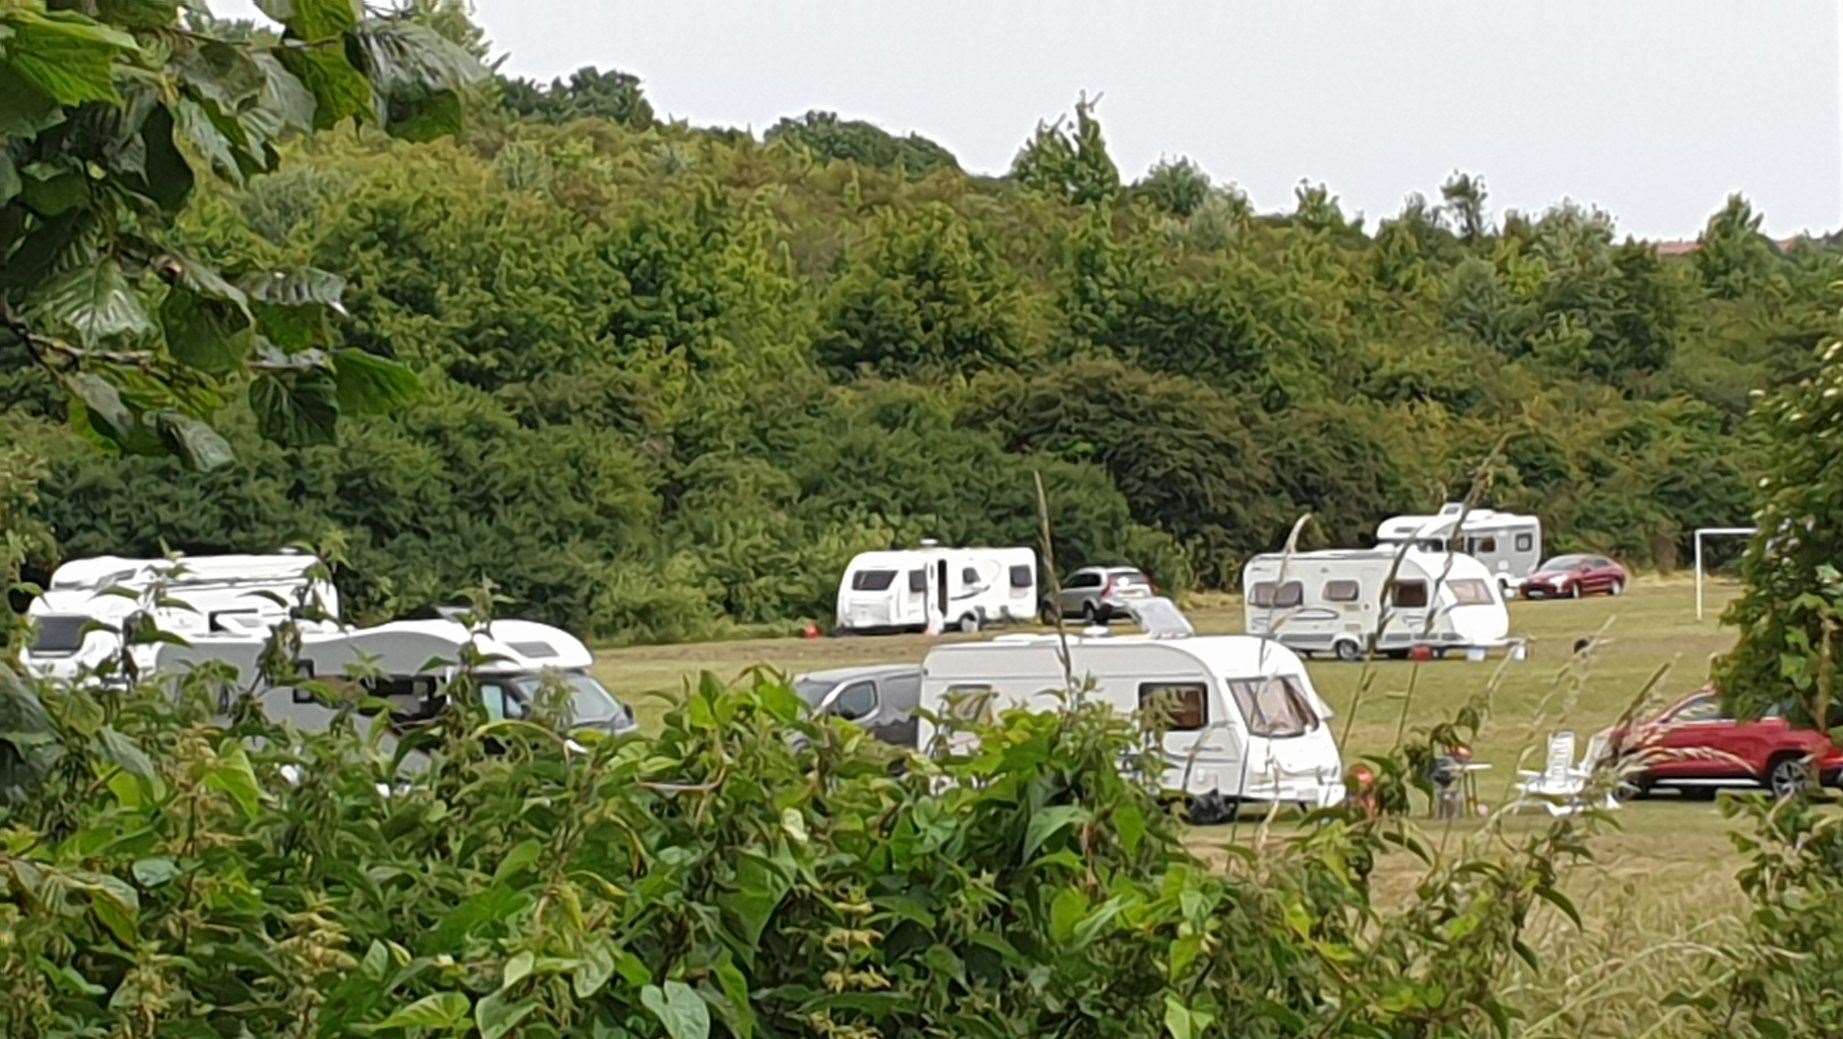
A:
[764,110,958,176]
[1696,194,1784,299]
[0,0,482,467]
[1134,155,1211,217]
[500,66,654,128]
[1010,94,1119,206]
[1441,170,1490,241]
[1715,338,1843,724]
[817,204,1029,378]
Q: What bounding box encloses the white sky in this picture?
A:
[221,1,1843,240]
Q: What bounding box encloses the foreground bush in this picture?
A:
[0,658,1619,1038]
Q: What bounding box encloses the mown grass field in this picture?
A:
[594,577,1753,1036]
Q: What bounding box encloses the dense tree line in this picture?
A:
[6,68,1832,640]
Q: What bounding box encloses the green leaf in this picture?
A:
[718,852,791,949]
[249,52,317,136]
[173,97,242,182]
[2,10,138,106]
[1113,801,1146,855]
[257,0,361,42]
[203,744,264,818]
[32,261,153,345]
[573,938,617,999]
[19,164,87,216]
[369,991,470,1032]
[150,411,236,471]
[1162,994,1215,1039]
[63,372,138,443]
[492,839,543,883]
[0,153,19,205]
[137,104,194,212]
[501,950,534,989]
[242,266,344,350]
[0,64,62,137]
[94,0,182,30]
[474,989,535,1039]
[131,856,179,887]
[641,981,710,1039]
[250,371,340,446]
[276,44,371,130]
[86,873,140,945]
[1048,886,1087,943]
[1024,804,1089,859]
[97,725,155,784]
[161,282,254,373]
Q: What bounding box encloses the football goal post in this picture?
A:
[1694,526,1756,620]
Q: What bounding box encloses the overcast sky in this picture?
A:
[224,1,1841,240]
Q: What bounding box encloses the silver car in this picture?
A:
[1044,566,1155,624]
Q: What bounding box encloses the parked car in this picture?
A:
[1044,566,1155,624]
[792,664,922,747]
[1607,689,1843,799]
[1520,554,1628,599]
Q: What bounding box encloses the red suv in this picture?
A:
[1521,554,1628,600]
[1608,690,1843,799]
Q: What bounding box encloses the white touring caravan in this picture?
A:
[1242,548,1513,661]
[19,553,336,682]
[835,543,1037,634]
[916,626,1345,812]
[153,618,637,738]
[1375,503,1542,593]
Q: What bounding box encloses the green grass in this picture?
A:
[594,576,1756,1035]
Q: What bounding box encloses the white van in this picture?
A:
[835,544,1036,634]
[1242,548,1512,660]
[1375,503,1542,592]
[20,553,337,683]
[917,632,1345,810]
[154,618,637,738]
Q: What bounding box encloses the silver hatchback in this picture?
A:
[1044,566,1155,624]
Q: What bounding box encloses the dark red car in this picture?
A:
[1608,690,1843,799]
[1519,554,1628,600]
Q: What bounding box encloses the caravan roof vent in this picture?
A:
[1129,597,1196,639]
[917,538,941,548]
[1439,502,1465,516]
[509,640,559,659]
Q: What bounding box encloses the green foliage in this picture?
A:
[817,204,1030,378]
[500,66,655,128]
[1715,337,1843,723]
[764,110,958,176]
[0,660,1600,1037]
[1133,156,1211,218]
[1011,95,1119,206]
[5,86,1814,640]
[0,0,483,467]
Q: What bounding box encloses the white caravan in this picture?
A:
[20,553,336,682]
[1375,503,1541,592]
[835,544,1036,634]
[152,618,636,738]
[917,631,1345,809]
[1242,548,1512,660]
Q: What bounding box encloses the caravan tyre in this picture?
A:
[1333,639,1363,662]
[957,613,981,634]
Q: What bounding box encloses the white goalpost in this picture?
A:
[1694,526,1757,620]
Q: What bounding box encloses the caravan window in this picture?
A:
[1515,532,1534,552]
[1323,580,1360,603]
[1249,581,1303,608]
[1225,676,1320,738]
[1389,580,1429,608]
[1139,682,1207,730]
[1009,565,1033,589]
[1448,579,1495,605]
[907,569,928,593]
[961,566,980,585]
[29,615,89,655]
[1469,536,1498,554]
[851,569,897,591]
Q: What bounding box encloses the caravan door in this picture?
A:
[891,565,930,629]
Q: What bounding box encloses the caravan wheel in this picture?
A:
[1333,639,1364,662]
[956,613,982,634]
